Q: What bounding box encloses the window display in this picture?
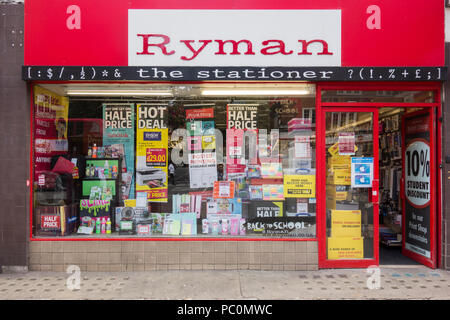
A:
[32,84,317,238]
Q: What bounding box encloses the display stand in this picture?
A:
[34,171,76,236]
[80,157,123,232]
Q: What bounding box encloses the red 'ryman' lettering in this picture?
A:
[136,34,333,60]
[137,34,175,55]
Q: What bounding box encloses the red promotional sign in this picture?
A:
[41,215,61,229]
[146,148,167,167]
[24,0,444,67]
[186,108,214,119]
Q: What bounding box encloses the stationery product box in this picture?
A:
[327,156,351,173]
[326,169,351,185]
[327,237,364,260]
[136,223,152,236]
[119,220,136,235]
[287,118,312,131]
[35,205,77,236]
[326,185,351,210]
[330,210,361,237]
[334,203,360,211]
[79,200,112,219]
[288,143,311,160]
[326,185,350,202]
[328,154,351,165]
[289,158,312,170]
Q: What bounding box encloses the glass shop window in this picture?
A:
[32,83,317,238]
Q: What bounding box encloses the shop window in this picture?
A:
[31,83,317,239]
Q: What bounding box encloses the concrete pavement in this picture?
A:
[1,265,450,300]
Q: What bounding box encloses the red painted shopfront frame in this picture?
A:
[28,81,443,271]
[316,82,442,269]
[318,105,380,268]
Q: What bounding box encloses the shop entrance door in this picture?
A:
[401,109,437,268]
[319,108,379,268]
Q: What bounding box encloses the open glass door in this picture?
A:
[320,108,379,268]
[401,109,437,268]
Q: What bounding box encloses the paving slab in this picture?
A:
[0,265,449,300]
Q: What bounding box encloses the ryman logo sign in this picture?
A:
[128,10,341,67]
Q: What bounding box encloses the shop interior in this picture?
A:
[377,107,423,266]
[324,106,428,266]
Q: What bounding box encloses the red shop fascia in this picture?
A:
[22,0,446,266]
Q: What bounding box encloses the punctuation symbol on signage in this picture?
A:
[359,68,365,80]
[388,69,396,79]
[348,69,353,79]
[66,5,81,30]
[366,5,381,30]
[59,67,65,79]
[406,146,430,178]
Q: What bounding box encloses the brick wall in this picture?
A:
[0,3,29,268]
[28,241,318,272]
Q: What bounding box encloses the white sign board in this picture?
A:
[129,10,341,66]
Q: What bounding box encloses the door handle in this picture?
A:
[370,179,379,203]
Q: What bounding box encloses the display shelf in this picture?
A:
[81,156,123,205]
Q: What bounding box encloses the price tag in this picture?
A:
[146,148,166,167]
[38,174,45,186]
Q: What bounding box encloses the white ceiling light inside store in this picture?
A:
[66,90,173,96]
[201,89,310,96]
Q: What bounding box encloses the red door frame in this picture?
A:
[316,82,442,269]
[401,109,437,268]
[319,106,379,269]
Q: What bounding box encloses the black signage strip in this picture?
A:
[22,66,446,81]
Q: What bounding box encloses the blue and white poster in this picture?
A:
[103,103,135,199]
[351,157,373,188]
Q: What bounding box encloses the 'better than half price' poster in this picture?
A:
[136,104,168,203]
